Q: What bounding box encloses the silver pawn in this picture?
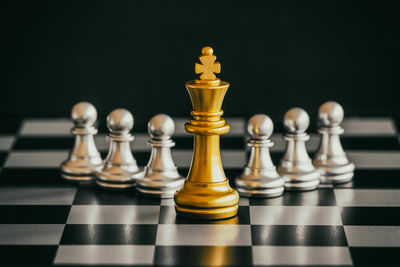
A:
[277,108,320,191]
[313,101,355,183]
[136,114,184,198]
[235,114,285,198]
[96,108,142,189]
[61,102,102,182]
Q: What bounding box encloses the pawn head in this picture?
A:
[283,107,310,134]
[318,101,344,127]
[247,114,274,139]
[71,101,97,127]
[148,114,175,140]
[107,108,134,133]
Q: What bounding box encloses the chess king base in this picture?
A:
[174,180,239,220]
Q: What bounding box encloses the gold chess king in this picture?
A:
[174,46,240,220]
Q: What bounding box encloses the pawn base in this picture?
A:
[235,173,285,198]
[314,161,355,184]
[137,180,184,199]
[284,179,320,191]
[96,180,135,189]
[61,172,96,183]
[320,172,353,184]
[95,168,143,189]
[60,160,102,183]
[136,169,185,198]
[174,180,239,220]
[280,170,321,191]
[237,186,284,198]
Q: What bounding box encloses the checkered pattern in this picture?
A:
[0,116,400,266]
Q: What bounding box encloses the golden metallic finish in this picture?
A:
[174,47,239,220]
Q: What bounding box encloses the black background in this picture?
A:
[1,1,399,119]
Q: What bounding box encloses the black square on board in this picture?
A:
[60,224,157,245]
[73,186,161,205]
[340,207,400,226]
[154,246,253,267]
[0,245,57,264]
[350,247,400,267]
[251,225,347,246]
[249,188,337,206]
[0,168,67,185]
[0,205,70,224]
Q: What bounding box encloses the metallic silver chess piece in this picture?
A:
[60,102,102,182]
[235,114,285,198]
[277,108,320,191]
[313,101,355,183]
[136,114,184,198]
[96,108,142,189]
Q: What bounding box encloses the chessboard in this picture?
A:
[0,116,400,267]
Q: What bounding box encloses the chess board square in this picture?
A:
[0,116,22,135]
[350,247,400,267]
[251,225,347,246]
[342,117,397,136]
[340,207,400,225]
[341,136,400,150]
[20,119,72,136]
[60,224,157,245]
[132,151,151,166]
[73,187,161,205]
[158,206,250,225]
[0,205,70,224]
[0,168,66,185]
[156,225,251,246]
[270,152,284,165]
[154,246,252,267]
[335,170,400,189]
[0,187,76,205]
[249,188,336,206]
[345,226,400,247]
[347,151,400,169]
[0,118,21,134]
[334,189,400,206]
[239,197,250,206]
[225,168,246,185]
[0,245,57,264]
[54,245,155,265]
[0,135,15,150]
[5,151,68,168]
[250,206,342,225]
[0,224,64,245]
[67,205,160,224]
[0,152,7,167]
[13,137,74,150]
[252,246,352,266]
